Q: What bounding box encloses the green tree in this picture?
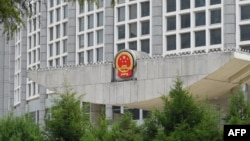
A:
[226,88,250,124]
[0,0,29,40]
[142,78,223,141]
[81,111,142,141]
[0,114,44,141]
[45,87,90,141]
[111,111,142,141]
[81,112,113,141]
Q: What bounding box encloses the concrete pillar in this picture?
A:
[104,0,114,61]
[223,0,236,49]
[105,104,113,120]
[151,0,163,55]
[38,0,48,125]
[241,83,249,101]
[67,2,77,64]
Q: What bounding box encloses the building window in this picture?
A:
[79,3,84,13]
[141,21,150,35]
[28,84,31,97]
[56,24,60,38]
[129,41,137,50]
[56,0,61,5]
[117,43,125,51]
[128,109,140,120]
[78,52,84,64]
[129,4,137,19]
[56,8,61,22]
[167,16,176,31]
[97,12,103,27]
[63,39,67,52]
[63,56,67,65]
[240,25,250,41]
[129,23,137,38]
[79,17,84,31]
[210,0,220,5]
[33,50,36,63]
[195,0,205,7]
[88,14,94,29]
[79,34,84,48]
[88,32,94,47]
[241,45,250,51]
[181,14,190,28]
[63,5,68,19]
[33,19,36,31]
[88,2,94,11]
[49,60,53,67]
[49,27,53,41]
[33,34,36,47]
[87,50,93,63]
[50,11,53,23]
[181,33,190,49]
[38,32,40,45]
[29,52,31,64]
[195,31,206,47]
[29,37,31,49]
[55,58,60,66]
[38,48,40,61]
[118,6,125,22]
[141,39,150,53]
[210,9,221,24]
[195,11,205,26]
[181,0,190,10]
[241,5,250,20]
[50,0,54,7]
[118,25,125,39]
[33,82,36,95]
[97,47,103,61]
[63,22,67,36]
[167,35,176,51]
[97,30,103,44]
[29,20,32,32]
[210,28,221,45]
[167,0,176,12]
[49,44,53,57]
[141,2,149,17]
[56,42,60,55]
[97,0,103,8]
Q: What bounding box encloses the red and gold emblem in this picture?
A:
[115,51,134,78]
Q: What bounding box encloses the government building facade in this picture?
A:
[0,0,250,124]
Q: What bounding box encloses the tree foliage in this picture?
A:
[81,112,113,141]
[110,111,142,141]
[45,87,90,141]
[226,88,250,124]
[141,78,223,141]
[0,0,29,40]
[0,114,44,141]
[81,111,142,141]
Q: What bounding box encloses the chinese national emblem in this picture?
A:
[115,51,134,78]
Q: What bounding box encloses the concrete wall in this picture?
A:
[27,52,235,108]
